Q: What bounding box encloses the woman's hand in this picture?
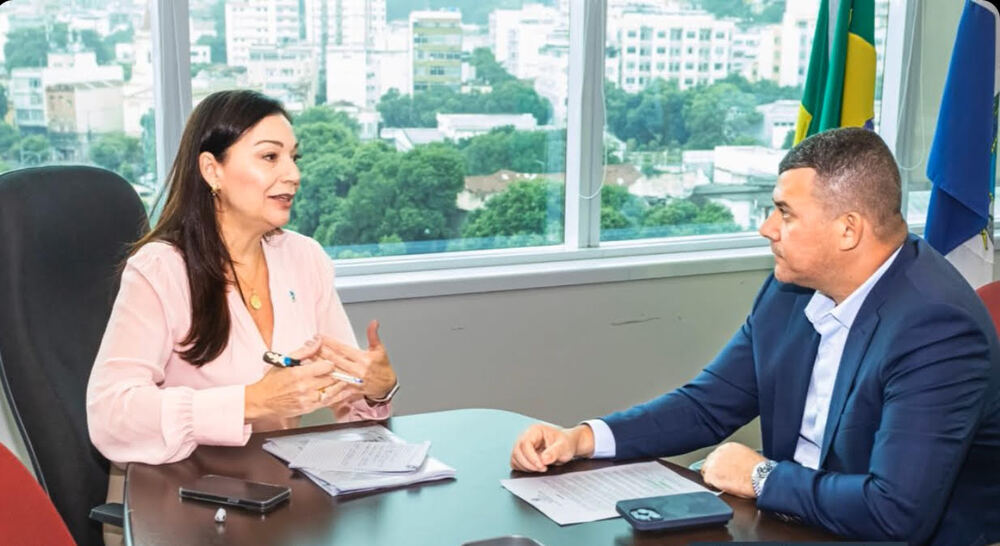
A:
[244,338,347,421]
[318,320,397,401]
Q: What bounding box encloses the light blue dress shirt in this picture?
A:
[586,245,903,464]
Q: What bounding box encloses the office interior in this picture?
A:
[0,0,988,514]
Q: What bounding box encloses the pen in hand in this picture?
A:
[262,351,364,385]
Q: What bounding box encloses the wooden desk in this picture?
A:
[125,409,840,545]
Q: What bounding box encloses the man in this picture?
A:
[510,128,1000,545]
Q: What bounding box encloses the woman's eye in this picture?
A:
[293,154,302,162]
[263,153,277,161]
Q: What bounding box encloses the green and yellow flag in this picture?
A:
[794,0,876,144]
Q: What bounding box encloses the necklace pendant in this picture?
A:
[249,292,263,310]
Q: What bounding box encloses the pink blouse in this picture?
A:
[86,230,390,465]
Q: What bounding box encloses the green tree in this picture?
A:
[463,179,564,240]
[50,23,69,50]
[641,198,740,236]
[458,127,565,175]
[140,109,156,177]
[294,106,361,132]
[487,80,552,124]
[5,27,50,70]
[90,132,143,181]
[697,0,752,19]
[0,122,21,158]
[0,86,8,120]
[693,201,736,224]
[606,79,688,149]
[79,29,114,64]
[718,74,800,105]
[377,80,553,127]
[319,143,466,247]
[683,83,761,149]
[197,35,227,65]
[18,135,51,164]
[288,115,361,235]
[295,120,358,157]
[469,47,514,85]
[210,0,227,63]
[753,1,787,24]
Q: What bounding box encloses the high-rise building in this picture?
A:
[246,44,317,112]
[409,10,462,94]
[225,0,316,69]
[489,4,561,81]
[11,51,124,132]
[777,0,818,87]
[533,26,569,126]
[615,10,735,92]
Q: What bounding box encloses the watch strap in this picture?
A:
[365,379,399,404]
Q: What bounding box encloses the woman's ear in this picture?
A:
[199,151,220,191]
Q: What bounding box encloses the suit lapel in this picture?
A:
[816,235,918,466]
[770,299,821,461]
[818,311,879,466]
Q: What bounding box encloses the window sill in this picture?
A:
[336,242,776,303]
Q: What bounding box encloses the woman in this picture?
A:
[86,90,399,468]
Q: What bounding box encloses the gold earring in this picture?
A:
[210,185,220,197]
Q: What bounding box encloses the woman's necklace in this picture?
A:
[231,251,264,311]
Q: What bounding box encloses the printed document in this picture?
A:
[263,425,455,496]
[500,461,711,525]
[288,440,431,473]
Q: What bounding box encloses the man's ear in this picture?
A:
[839,211,863,251]
[199,151,220,190]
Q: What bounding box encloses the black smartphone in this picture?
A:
[616,491,733,532]
[179,474,291,513]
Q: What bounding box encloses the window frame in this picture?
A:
[149,0,913,297]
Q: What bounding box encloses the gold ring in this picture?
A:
[318,389,325,402]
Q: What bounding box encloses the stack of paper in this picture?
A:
[263,425,455,496]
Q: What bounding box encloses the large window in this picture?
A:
[5,0,909,273]
[190,0,567,258]
[601,0,892,243]
[0,0,159,211]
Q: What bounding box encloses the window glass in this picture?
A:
[601,0,890,243]
[0,0,159,211]
[192,0,567,258]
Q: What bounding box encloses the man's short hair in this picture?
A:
[779,127,904,240]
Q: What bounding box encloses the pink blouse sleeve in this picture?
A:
[313,246,391,422]
[86,252,251,465]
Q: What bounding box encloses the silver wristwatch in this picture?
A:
[365,380,399,405]
[751,459,778,497]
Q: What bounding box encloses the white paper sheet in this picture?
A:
[288,440,431,473]
[263,425,455,496]
[500,461,711,525]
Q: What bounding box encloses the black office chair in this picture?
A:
[0,165,149,546]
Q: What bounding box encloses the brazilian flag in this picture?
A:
[794,0,876,144]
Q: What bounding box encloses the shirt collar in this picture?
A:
[804,245,903,330]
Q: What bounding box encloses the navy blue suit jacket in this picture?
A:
[602,235,1000,545]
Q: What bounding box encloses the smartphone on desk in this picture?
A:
[179,474,291,513]
[616,491,732,532]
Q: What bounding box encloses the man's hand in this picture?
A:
[700,442,766,498]
[510,424,595,472]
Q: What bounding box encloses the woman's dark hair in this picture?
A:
[133,90,289,366]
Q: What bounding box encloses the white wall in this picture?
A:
[0,268,769,471]
[312,267,772,465]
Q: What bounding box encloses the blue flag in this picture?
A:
[925,0,999,287]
